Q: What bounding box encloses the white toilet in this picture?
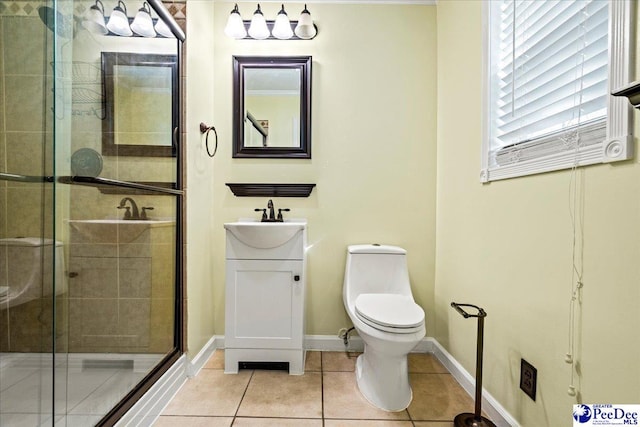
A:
[343,244,426,411]
[0,237,66,308]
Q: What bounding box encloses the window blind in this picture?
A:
[482,0,633,182]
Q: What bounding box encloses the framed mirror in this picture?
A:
[233,56,312,158]
[102,52,178,157]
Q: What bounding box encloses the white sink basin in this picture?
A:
[224,219,307,249]
[68,219,175,225]
[67,219,176,243]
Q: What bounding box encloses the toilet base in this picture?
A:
[355,350,412,411]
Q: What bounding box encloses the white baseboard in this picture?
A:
[304,334,364,351]
[431,340,520,427]
[115,355,188,427]
[186,335,220,377]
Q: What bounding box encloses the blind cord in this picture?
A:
[511,0,516,116]
[565,1,589,398]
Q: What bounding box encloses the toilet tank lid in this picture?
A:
[348,244,406,255]
[0,237,62,247]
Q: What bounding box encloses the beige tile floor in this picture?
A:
[153,351,479,426]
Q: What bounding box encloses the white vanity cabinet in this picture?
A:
[224,220,307,375]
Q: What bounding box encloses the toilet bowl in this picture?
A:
[343,244,425,411]
[0,237,66,309]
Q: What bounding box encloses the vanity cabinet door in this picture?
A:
[68,256,151,350]
[225,259,304,350]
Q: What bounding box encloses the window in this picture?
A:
[481,0,634,182]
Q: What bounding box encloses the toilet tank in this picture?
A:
[0,237,66,308]
[343,244,413,308]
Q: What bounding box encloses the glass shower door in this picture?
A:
[0,0,184,425]
[0,0,58,425]
[54,0,183,425]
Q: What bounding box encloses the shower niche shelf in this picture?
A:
[226,183,316,198]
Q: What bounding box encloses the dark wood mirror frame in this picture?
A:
[232,56,312,159]
[102,52,178,157]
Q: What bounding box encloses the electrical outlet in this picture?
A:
[520,359,537,401]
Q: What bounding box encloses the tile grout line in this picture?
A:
[231,369,254,426]
[320,352,325,427]
[176,351,455,426]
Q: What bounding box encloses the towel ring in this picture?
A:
[199,122,218,158]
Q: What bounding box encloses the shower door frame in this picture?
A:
[52,1,187,425]
[91,14,187,427]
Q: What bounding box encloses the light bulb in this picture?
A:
[248,4,269,40]
[272,4,293,40]
[82,0,107,35]
[106,0,132,36]
[294,4,316,40]
[131,2,156,37]
[155,17,174,38]
[224,4,247,39]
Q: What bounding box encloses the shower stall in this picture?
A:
[0,0,185,425]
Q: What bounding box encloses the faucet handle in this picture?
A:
[277,208,290,222]
[121,206,131,219]
[254,208,267,221]
[141,207,154,220]
[117,205,131,219]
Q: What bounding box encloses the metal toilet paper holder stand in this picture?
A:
[451,302,497,427]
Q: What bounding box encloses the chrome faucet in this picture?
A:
[117,197,139,220]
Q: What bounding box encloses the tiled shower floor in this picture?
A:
[153,351,479,427]
[0,352,162,426]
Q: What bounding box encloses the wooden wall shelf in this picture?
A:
[226,183,316,198]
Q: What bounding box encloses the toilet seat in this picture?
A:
[355,293,424,334]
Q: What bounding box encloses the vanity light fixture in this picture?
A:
[248,4,270,40]
[154,15,174,38]
[224,3,318,40]
[106,0,133,36]
[272,4,293,40]
[81,0,176,38]
[225,4,247,39]
[131,1,156,37]
[82,0,108,35]
[295,4,317,40]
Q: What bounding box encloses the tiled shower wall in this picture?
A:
[0,0,54,240]
[0,0,59,352]
[0,0,186,238]
[63,0,184,354]
[0,0,185,352]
